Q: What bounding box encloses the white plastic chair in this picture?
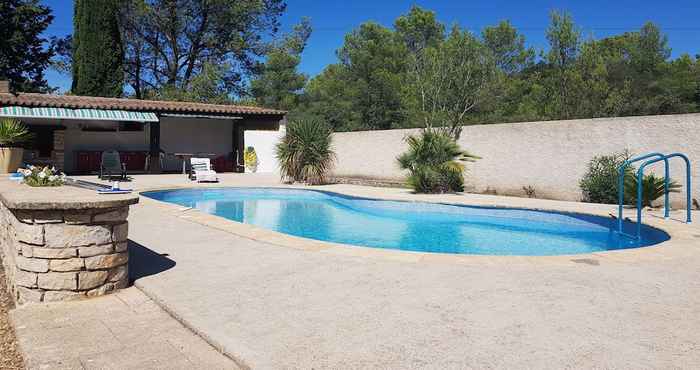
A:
[190,157,219,183]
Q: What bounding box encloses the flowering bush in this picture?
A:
[18,166,66,187]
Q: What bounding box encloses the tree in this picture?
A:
[251,18,312,110]
[482,20,534,75]
[120,0,286,99]
[545,10,581,119]
[0,0,54,92]
[394,6,444,54]
[337,22,409,130]
[71,0,124,97]
[408,26,497,139]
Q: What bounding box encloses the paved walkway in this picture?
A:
[11,173,700,369]
[11,287,238,370]
[119,175,700,369]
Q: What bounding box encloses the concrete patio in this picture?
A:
[10,173,700,369]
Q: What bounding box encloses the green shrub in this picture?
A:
[624,173,681,208]
[580,150,633,204]
[275,120,335,185]
[397,130,479,193]
[0,119,33,147]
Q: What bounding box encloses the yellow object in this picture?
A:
[244,147,258,173]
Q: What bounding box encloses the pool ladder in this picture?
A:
[615,152,692,240]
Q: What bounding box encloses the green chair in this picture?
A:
[99,150,127,180]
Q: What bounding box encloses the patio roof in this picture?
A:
[0,92,286,118]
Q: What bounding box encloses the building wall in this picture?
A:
[331,113,700,205]
[244,124,284,173]
[159,117,234,171]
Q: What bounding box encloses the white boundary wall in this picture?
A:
[331,113,700,205]
[244,124,285,173]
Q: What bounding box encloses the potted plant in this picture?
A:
[0,119,33,174]
[244,146,259,173]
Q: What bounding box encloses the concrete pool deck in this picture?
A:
[67,173,699,369]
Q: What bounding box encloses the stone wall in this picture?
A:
[0,203,130,304]
[331,113,700,206]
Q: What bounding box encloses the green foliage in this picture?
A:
[0,119,33,148]
[0,0,55,92]
[120,0,286,99]
[71,0,123,97]
[624,173,681,208]
[296,7,700,131]
[579,151,633,204]
[482,20,534,75]
[18,166,65,187]
[397,130,479,193]
[275,120,336,185]
[407,26,497,139]
[251,18,312,110]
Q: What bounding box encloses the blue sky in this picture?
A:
[42,0,700,92]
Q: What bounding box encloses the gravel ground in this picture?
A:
[0,265,24,370]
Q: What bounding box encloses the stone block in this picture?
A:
[15,269,38,288]
[78,270,109,290]
[93,207,129,223]
[84,253,128,270]
[37,272,77,290]
[112,222,129,242]
[64,211,92,225]
[20,242,33,257]
[87,283,115,297]
[43,291,85,302]
[78,244,113,257]
[16,256,49,273]
[44,224,112,248]
[32,211,64,224]
[107,265,128,282]
[49,258,84,272]
[16,287,43,303]
[32,247,77,259]
[12,222,44,245]
[114,241,128,252]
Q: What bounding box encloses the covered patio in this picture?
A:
[0,91,286,176]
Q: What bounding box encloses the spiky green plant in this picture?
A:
[397,130,479,193]
[0,119,33,147]
[624,173,681,208]
[275,120,336,185]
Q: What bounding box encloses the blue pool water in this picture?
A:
[143,188,670,256]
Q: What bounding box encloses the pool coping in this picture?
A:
[136,184,699,266]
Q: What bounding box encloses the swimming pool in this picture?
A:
[143,188,670,256]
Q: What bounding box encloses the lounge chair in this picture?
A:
[100,150,127,180]
[190,157,218,182]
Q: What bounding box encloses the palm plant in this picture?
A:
[397,130,479,193]
[0,119,33,147]
[275,120,336,185]
[624,173,681,208]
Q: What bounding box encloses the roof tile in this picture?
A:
[0,93,286,117]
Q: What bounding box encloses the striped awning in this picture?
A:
[0,106,159,122]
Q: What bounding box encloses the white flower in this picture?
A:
[38,172,47,179]
[48,175,58,182]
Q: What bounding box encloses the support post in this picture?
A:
[148,120,162,174]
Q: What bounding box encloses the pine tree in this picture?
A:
[71,0,123,97]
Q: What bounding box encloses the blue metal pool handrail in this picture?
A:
[634,153,692,239]
[617,153,669,235]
